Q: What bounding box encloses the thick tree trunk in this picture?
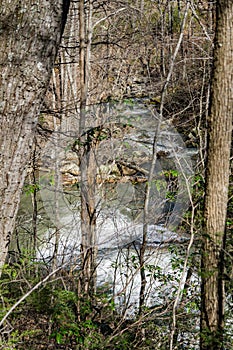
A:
[201,1,233,349]
[0,0,70,272]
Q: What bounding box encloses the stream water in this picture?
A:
[17,100,197,313]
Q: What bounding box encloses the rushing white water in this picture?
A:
[35,100,196,313]
[36,205,189,315]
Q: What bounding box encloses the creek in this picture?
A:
[16,100,197,313]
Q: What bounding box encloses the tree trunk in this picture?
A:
[78,0,96,297]
[0,0,70,272]
[201,1,233,349]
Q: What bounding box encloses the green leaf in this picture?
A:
[56,332,63,344]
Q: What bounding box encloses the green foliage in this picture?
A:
[162,169,179,178]
[0,247,202,350]
[28,284,54,314]
[23,183,40,195]
[123,98,135,106]
[0,329,20,348]
[50,294,81,345]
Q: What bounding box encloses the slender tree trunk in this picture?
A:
[78,0,96,297]
[201,1,233,349]
[0,0,70,273]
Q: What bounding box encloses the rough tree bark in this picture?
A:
[0,0,70,272]
[201,0,233,349]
